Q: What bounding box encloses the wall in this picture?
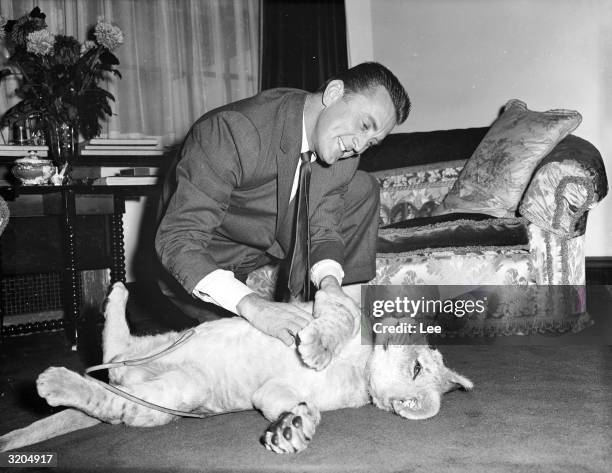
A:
[347,0,612,257]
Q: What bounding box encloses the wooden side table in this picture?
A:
[0,183,161,346]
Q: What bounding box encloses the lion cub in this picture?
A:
[1,283,472,454]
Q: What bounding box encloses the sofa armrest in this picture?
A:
[518,135,608,237]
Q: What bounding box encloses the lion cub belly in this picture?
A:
[150,319,313,409]
[154,319,371,412]
[277,338,372,411]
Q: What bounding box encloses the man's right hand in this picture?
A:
[236,293,312,346]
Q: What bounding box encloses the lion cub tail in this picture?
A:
[0,408,100,452]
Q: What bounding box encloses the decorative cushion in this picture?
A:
[434,99,582,218]
[372,161,464,225]
[246,263,279,300]
[378,214,529,254]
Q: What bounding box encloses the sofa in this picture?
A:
[246,100,608,338]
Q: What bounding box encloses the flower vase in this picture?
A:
[47,121,78,169]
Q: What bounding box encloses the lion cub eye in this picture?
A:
[412,360,422,380]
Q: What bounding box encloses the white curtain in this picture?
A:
[0,0,260,145]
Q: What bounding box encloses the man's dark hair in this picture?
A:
[319,62,411,124]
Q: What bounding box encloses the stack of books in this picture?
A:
[0,144,49,157]
[93,167,159,186]
[81,136,164,156]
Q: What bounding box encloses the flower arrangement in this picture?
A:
[0,7,123,140]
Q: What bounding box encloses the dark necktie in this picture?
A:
[288,152,312,300]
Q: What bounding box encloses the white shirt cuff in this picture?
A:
[192,269,254,315]
[310,259,344,288]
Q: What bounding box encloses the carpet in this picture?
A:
[2,343,610,473]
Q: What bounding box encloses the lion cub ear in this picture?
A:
[392,390,441,420]
[442,367,474,393]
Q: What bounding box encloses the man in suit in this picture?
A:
[155,62,411,346]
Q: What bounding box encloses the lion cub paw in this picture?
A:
[262,403,320,454]
[105,282,129,309]
[297,322,336,370]
[297,289,359,370]
[37,367,87,407]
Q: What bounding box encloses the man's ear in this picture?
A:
[322,79,345,107]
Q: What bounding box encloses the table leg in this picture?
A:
[0,235,4,338]
[111,194,126,283]
[61,188,81,349]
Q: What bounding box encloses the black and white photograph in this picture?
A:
[0,1,610,471]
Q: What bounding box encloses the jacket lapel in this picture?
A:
[275,93,307,241]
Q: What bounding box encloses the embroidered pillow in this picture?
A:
[372,160,465,225]
[433,99,582,218]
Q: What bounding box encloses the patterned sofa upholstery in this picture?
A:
[246,127,608,337]
[0,195,9,237]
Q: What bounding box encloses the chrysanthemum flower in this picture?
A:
[26,29,55,56]
[11,12,46,46]
[54,35,81,65]
[80,40,96,55]
[94,20,124,51]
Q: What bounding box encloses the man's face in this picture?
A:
[311,81,397,165]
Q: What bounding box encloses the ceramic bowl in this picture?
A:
[12,153,56,185]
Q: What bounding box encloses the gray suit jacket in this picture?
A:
[156,89,360,294]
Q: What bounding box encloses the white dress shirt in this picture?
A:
[192,117,344,314]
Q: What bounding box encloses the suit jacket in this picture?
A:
[155,89,360,294]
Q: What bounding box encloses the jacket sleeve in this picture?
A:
[309,157,360,267]
[155,111,260,294]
